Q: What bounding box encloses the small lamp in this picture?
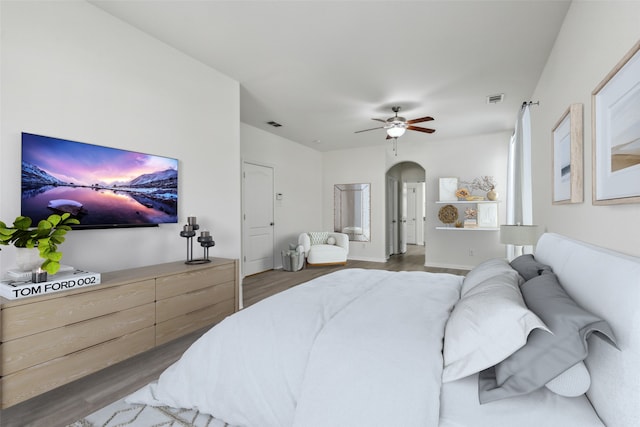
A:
[386,125,406,138]
[500,224,539,257]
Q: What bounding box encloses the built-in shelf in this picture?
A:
[435,200,500,204]
[435,226,499,231]
[435,198,500,230]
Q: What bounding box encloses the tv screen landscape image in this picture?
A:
[21,132,178,229]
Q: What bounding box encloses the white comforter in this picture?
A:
[127,268,462,427]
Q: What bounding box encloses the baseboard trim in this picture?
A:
[424,261,473,271]
[347,256,388,263]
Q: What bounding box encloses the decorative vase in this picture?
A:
[15,247,42,272]
[487,186,498,201]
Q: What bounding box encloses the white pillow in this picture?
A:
[443,272,549,383]
[327,236,336,245]
[308,231,329,245]
[461,258,523,295]
[545,361,591,397]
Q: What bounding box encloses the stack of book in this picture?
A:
[0,269,101,300]
[464,219,478,228]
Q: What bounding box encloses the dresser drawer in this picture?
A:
[1,279,155,341]
[156,262,235,300]
[0,326,155,408]
[156,279,234,323]
[156,298,235,345]
[1,303,155,376]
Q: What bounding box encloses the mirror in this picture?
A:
[334,183,370,242]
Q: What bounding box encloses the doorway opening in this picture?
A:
[386,161,426,264]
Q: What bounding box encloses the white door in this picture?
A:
[400,183,407,253]
[386,177,393,257]
[387,176,399,256]
[243,162,274,276]
[405,183,418,245]
[417,182,425,245]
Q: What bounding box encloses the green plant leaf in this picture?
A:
[37,220,53,230]
[46,251,63,262]
[41,259,60,275]
[13,216,32,229]
[0,228,18,239]
[47,214,62,227]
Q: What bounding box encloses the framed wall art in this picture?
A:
[592,40,640,205]
[477,203,498,228]
[552,103,583,204]
[438,177,458,201]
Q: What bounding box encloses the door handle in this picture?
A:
[270,222,274,226]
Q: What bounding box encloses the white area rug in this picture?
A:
[67,397,234,427]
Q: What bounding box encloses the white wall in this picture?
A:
[531,1,640,257]
[240,123,323,269]
[0,1,241,275]
[322,1,640,267]
[387,132,511,269]
[322,133,509,268]
[323,146,388,262]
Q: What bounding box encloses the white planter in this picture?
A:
[15,247,43,272]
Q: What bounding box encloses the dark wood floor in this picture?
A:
[1,245,467,427]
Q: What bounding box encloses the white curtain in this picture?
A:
[505,104,533,259]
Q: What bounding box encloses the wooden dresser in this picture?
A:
[0,258,239,408]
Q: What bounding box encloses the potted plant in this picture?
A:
[0,213,80,274]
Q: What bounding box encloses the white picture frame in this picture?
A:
[592,41,640,205]
[552,103,583,204]
[438,177,458,201]
[477,203,498,228]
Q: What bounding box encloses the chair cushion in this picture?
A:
[307,244,347,264]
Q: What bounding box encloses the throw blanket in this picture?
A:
[127,269,462,427]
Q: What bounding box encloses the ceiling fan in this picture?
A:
[355,106,435,139]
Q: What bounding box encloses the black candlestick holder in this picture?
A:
[180,216,215,265]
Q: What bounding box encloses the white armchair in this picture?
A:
[298,232,349,266]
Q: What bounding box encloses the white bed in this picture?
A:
[128,233,640,426]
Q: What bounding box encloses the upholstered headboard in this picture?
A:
[535,233,640,427]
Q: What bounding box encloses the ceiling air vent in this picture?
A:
[267,121,282,127]
[486,93,505,104]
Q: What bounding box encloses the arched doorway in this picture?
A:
[386,161,426,261]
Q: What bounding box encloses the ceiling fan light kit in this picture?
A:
[355,106,435,143]
[386,126,406,138]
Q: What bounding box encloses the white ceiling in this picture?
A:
[89,0,571,152]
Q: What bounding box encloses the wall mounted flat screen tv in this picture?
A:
[21,132,178,229]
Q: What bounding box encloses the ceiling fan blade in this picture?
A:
[355,126,384,134]
[407,125,435,134]
[372,118,387,123]
[407,116,434,124]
